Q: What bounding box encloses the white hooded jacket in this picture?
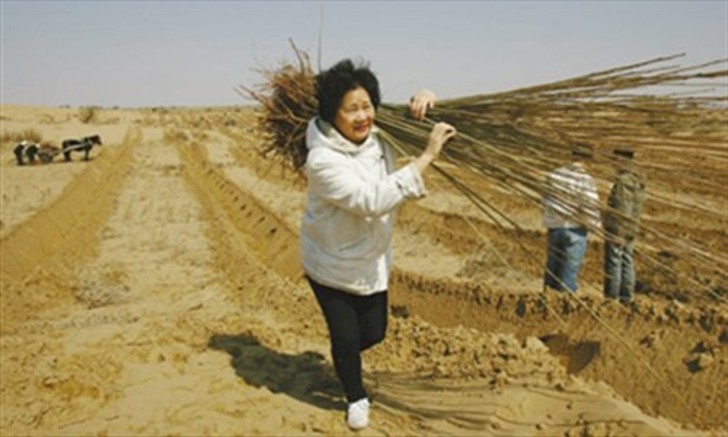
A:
[300,118,426,295]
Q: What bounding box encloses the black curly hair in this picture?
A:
[316,59,381,125]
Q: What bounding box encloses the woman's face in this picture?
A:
[334,86,375,144]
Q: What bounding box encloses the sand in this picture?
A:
[1,104,725,435]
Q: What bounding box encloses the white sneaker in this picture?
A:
[347,397,370,430]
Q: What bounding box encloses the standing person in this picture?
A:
[603,148,646,304]
[542,144,601,293]
[302,59,456,430]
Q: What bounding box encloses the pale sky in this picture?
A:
[1,0,726,108]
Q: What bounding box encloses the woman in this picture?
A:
[301,59,456,430]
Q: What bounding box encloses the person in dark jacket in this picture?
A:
[603,147,646,303]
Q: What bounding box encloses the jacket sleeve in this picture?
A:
[305,148,426,217]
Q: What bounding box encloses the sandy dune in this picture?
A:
[1,104,725,435]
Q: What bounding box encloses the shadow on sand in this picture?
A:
[208,333,505,426]
[208,332,345,411]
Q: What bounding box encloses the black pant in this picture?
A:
[307,277,388,403]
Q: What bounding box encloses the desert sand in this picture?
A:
[1,104,725,435]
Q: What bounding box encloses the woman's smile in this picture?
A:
[353,123,370,134]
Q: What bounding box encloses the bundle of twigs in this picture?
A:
[238,45,317,171]
[373,54,728,302]
[239,45,727,303]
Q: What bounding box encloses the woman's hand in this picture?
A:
[413,122,457,173]
[425,122,457,158]
[409,89,437,120]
